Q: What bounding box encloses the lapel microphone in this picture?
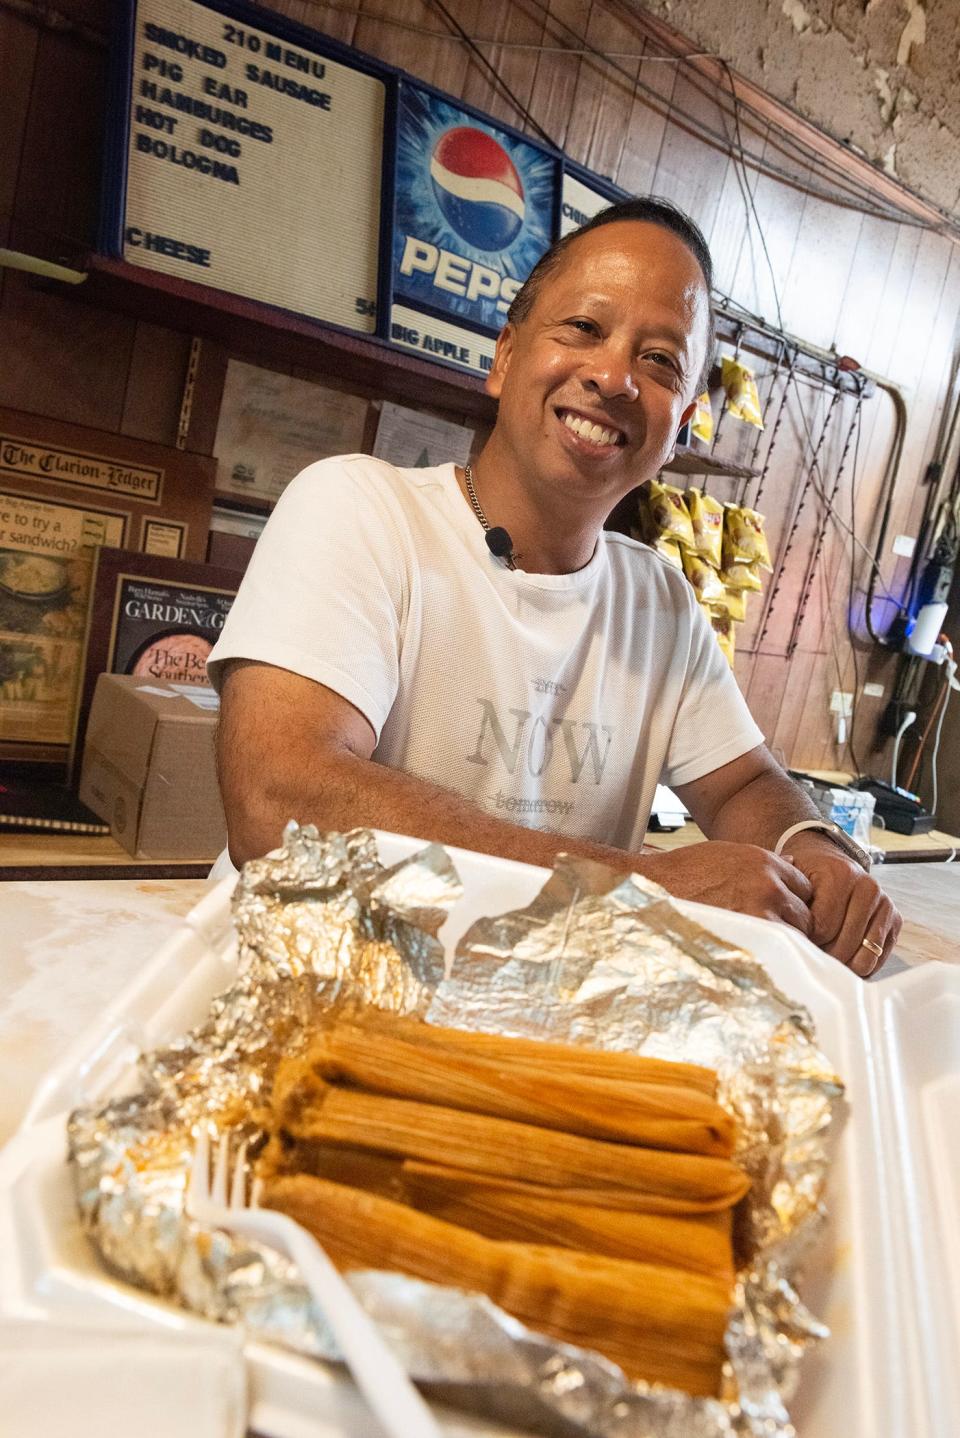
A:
[484,526,515,561]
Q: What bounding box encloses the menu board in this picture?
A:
[120,0,384,331]
[391,85,557,374]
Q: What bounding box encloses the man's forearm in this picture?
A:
[703,768,820,849]
[228,745,643,872]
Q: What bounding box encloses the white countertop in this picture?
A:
[0,878,213,1147]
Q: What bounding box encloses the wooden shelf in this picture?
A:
[53,261,760,477]
[663,446,758,481]
[62,256,497,422]
[0,829,213,879]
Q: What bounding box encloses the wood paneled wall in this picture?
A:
[3,0,959,784]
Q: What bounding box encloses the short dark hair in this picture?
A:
[507,196,715,392]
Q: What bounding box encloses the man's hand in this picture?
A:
[639,841,814,938]
[673,747,902,978]
[784,832,901,977]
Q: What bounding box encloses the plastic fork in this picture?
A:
[187,1128,443,1438]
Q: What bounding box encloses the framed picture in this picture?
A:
[0,490,129,763]
[213,360,368,504]
[141,517,187,558]
[71,547,238,776]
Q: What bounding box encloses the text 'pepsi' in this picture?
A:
[399,237,520,313]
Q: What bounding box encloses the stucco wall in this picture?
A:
[637,0,960,219]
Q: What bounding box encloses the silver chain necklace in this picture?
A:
[463,462,489,529]
[463,463,517,569]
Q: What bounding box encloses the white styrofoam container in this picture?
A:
[0,833,957,1437]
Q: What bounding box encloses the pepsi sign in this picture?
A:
[392,85,556,348]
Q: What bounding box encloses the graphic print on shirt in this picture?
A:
[465,696,615,821]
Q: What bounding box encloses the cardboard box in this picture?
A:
[79,674,226,860]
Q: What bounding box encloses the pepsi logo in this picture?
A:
[430,126,526,252]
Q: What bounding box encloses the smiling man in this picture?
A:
[209,197,900,976]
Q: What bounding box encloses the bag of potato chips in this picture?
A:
[714,586,747,623]
[691,391,714,444]
[685,488,724,567]
[710,610,736,667]
[645,479,695,550]
[721,357,764,429]
[681,548,724,603]
[720,555,764,592]
[724,504,773,570]
[650,534,684,570]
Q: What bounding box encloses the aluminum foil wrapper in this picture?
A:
[70,824,843,1438]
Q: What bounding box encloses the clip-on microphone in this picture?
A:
[485,526,516,568]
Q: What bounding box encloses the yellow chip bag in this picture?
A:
[691,391,714,444]
[720,557,764,592]
[710,610,736,667]
[724,504,772,571]
[646,479,695,550]
[650,534,684,570]
[682,548,724,603]
[721,357,764,429]
[717,587,747,623]
[685,488,724,567]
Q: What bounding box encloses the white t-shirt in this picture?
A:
[207,456,763,852]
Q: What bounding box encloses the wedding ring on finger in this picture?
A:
[860,937,884,960]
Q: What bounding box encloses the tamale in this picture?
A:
[298,1021,734,1156]
[265,1173,731,1396]
[275,1148,744,1216]
[260,1140,734,1265]
[403,1168,735,1280]
[274,1084,750,1211]
[342,1009,719,1096]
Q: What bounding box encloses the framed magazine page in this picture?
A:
[71,547,238,777]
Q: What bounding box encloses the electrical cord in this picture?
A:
[298,0,714,61]
[717,155,889,766]
[783,367,903,618]
[845,406,866,777]
[712,82,873,774]
[901,650,950,792]
[863,381,908,642]
[509,0,948,230]
[717,59,784,332]
[428,0,561,149]
[613,4,953,230]
[930,672,954,816]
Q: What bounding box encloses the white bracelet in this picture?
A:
[773,820,833,855]
[774,819,871,871]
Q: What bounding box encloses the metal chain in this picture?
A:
[751,345,799,510]
[708,322,744,465]
[754,373,843,652]
[746,342,796,509]
[176,337,202,452]
[786,379,866,657]
[463,462,489,529]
